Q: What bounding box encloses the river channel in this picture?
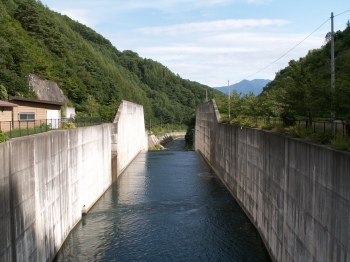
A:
[54,139,271,261]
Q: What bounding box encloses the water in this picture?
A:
[54,140,271,261]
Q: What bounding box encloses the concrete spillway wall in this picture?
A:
[0,100,147,262]
[195,100,350,262]
[112,100,148,178]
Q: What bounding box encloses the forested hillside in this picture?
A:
[261,24,350,124]
[0,0,221,125]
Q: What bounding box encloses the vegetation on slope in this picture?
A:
[0,0,221,127]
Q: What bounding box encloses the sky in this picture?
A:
[40,0,350,87]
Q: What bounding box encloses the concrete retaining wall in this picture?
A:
[195,100,350,262]
[148,132,186,149]
[0,125,112,262]
[0,100,147,262]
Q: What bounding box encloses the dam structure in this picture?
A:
[195,99,350,262]
[2,98,350,261]
[0,100,147,262]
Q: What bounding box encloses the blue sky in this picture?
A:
[40,0,350,87]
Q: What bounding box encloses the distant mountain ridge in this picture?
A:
[214,79,271,95]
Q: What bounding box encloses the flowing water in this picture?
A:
[54,139,271,261]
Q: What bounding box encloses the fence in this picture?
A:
[220,116,348,137]
[295,120,348,137]
[0,118,102,139]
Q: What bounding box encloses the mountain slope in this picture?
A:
[215,79,271,95]
[0,0,221,125]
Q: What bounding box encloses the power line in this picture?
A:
[245,18,329,79]
[334,9,350,17]
[244,10,350,80]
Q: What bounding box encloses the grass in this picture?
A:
[7,124,52,138]
[149,124,187,136]
[4,118,100,139]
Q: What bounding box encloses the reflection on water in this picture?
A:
[117,152,147,205]
[54,140,271,262]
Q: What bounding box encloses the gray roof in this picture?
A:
[9,96,65,106]
[0,100,18,107]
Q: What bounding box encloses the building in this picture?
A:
[1,75,71,132]
[8,96,65,129]
[0,100,18,131]
[65,107,76,119]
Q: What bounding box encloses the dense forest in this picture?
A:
[0,0,222,126]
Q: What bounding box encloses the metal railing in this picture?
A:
[0,118,102,139]
[295,120,348,137]
[220,116,348,137]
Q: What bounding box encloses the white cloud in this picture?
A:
[245,0,272,4]
[103,0,268,13]
[50,7,99,27]
[42,0,332,87]
[107,19,325,86]
[111,0,231,12]
[136,19,290,36]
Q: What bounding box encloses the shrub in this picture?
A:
[229,116,257,128]
[0,130,9,143]
[331,134,350,151]
[281,111,296,126]
[271,123,286,133]
[261,123,274,130]
[310,131,332,144]
[61,122,76,129]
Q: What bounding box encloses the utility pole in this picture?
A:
[331,12,335,133]
[228,80,230,121]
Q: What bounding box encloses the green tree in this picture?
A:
[240,92,259,118]
[81,95,100,117]
[0,84,8,101]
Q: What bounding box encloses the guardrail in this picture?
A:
[0,118,102,139]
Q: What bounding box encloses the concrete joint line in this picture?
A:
[8,141,17,262]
